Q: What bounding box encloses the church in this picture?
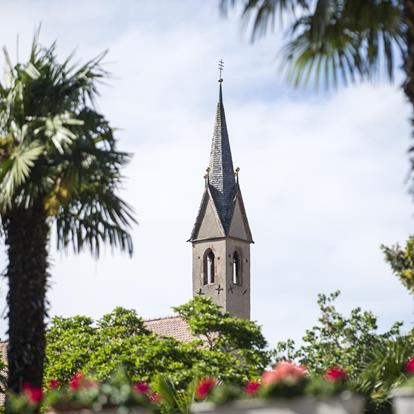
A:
[189,78,253,320]
[143,75,254,340]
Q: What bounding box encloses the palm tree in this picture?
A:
[0,34,136,393]
[220,0,414,180]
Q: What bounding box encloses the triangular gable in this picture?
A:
[189,187,225,241]
[228,188,253,243]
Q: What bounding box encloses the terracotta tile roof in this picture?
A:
[144,316,195,342]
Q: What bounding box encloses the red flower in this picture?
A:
[150,392,161,404]
[48,379,60,390]
[406,357,414,375]
[196,378,216,399]
[23,384,43,404]
[245,381,260,396]
[325,367,348,382]
[133,382,150,394]
[69,372,85,390]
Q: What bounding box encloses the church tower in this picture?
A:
[189,75,253,320]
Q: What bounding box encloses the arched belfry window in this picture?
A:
[203,249,215,285]
[232,251,241,285]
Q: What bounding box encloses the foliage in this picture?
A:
[272,291,413,413]
[194,362,356,406]
[45,308,197,388]
[0,32,136,254]
[358,336,414,412]
[7,383,43,414]
[45,298,270,391]
[273,291,403,379]
[174,296,270,383]
[220,0,405,88]
[7,371,158,414]
[382,237,414,295]
[0,358,7,394]
[45,370,155,412]
[156,377,197,414]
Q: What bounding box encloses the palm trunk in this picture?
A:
[404,0,414,158]
[4,202,49,392]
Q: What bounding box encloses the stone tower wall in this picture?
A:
[223,238,250,320]
[192,238,250,319]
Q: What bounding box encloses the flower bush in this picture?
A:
[244,381,260,396]
[195,379,216,400]
[8,371,158,414]
[324,367,348,382]
[194,361,357,406]
[5,364,363,414]
[46,371,156,411]
[7,384,44,414]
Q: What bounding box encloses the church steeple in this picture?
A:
[189,68,253,320]
[208,83,236,233]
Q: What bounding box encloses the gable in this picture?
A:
[196,196,225,239]
[228,192,253,242]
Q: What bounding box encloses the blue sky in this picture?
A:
[0,0,413,347]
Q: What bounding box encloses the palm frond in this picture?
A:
[0,138,44,211]
[223,0,404,88]
[0,33,135,254]
[359,336,413,403]
[222,0,310,39]
[55,191,136,257]
[287,3,403,88]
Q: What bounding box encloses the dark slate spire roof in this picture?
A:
[208,83,236,231]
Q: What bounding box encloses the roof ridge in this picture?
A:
[144,315,183,323]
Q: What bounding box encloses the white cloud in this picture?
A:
[0,0,412,348]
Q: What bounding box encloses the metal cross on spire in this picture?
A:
[218,59,224,83]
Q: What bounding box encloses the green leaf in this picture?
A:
[0,139,44,210]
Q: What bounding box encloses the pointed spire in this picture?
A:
[208,80,236,231]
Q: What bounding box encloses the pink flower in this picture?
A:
[23,384,43,404]
[133,382,150,394]
[196,378,216,399]
[47,379,60,390]
[150,392,161,404]
[245,381,261,395]
[262,361,307,385]
[69,372,85,390]
[406,357,414,374]
[325,367,348,382]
